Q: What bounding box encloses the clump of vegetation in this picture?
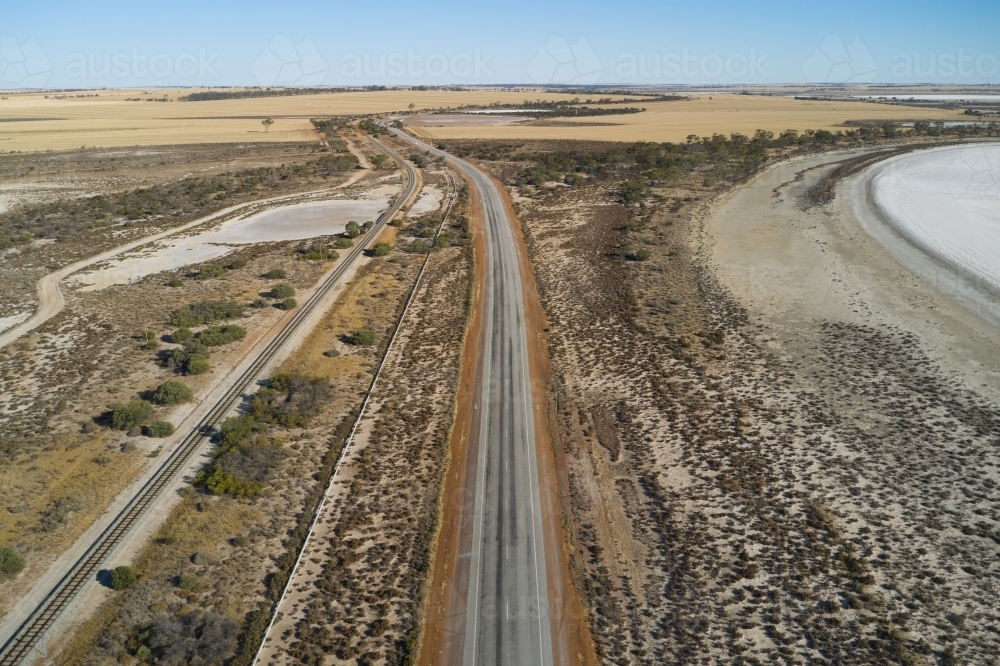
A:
[195,374,331,497]
[171,328,193,343]
[297,242,338,261]
[278,297,297,311]
[197,263,225,279]
[111,400,155,431]
[344,220,362,238]
[197,324,247,347]
[349,329,377,346]
[139,330,159,350]
[262,268,286,279]
[270,283,295,299]
[185,355,209,375]
[146,421,175,438]
[110,565,137,591]
[373,241,392,256]
[0,547,26,581]
[178,573,199,590]
[151,380,193,405]
[146,611,238,666]
[226,258,246,270]
[167,277,183,288]
[169,300,243,327]
[161,341,212,375]
[332,237,353,249]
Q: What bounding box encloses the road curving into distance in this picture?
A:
[0,138,416,666]
[389,126,554,666]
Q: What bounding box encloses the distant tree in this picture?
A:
[111,565,137,590]
[261,118,275,133]
[344,221,361,238]
[408,103,415,110]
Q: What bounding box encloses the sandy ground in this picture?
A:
[0,90,631,153]
[406,94,969,143]
[407,185,443,217]
[707,146,1000,404]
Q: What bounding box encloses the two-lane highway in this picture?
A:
[390,127,553,666]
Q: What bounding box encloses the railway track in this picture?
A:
[0,137,416,666]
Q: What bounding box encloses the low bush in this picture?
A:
[167,277,183,288]
[373,241,391,256]
[146,421,175,438]
[332,237,353,249]
[169,300,243,327]
[110,565,137,590]
[251,298,269,309]
[147,611,238,666]
[178,573,199,590]
[198,324,247,347]
[186,355,210,375]
[226,258,246,270]
[344,220,361,238]
[197,263,225,279]
[349,329,377,346]
[0,547,26,580]
[171,328,193,343]
[262,268,286,279]
[278,297,297,310]
[270,283,295,299]
[140,330,159,350]
[112,400,155,431]
[152,380,193,405]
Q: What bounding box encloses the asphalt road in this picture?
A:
[390,127,553,666]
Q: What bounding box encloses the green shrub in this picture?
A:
[169,300,243,327]
[110,565,137,591]
[197,264,225,279]
[167,277,183,288]
[171,327,193,343]
[433,235,448,249]
[146,421,175,438]
[198,324,247,347]
[263,268,286,279]
[152,380,193,405]
[418,227,435,238]
[350,329,377,346]
[185,355,210,375]
[140,330,160,350]
[251,298,269,309]
[373,241,391,256]
[0,547,26,580]
[332,237,353,249]
[344,221,361,238]
[111,400,155,431]
[270,283,295,299]
[178,573,199,590]
[226,258,246,270]
[278,297,297,311]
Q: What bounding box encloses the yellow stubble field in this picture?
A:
[0,88,970,152]
[0,89,629,152]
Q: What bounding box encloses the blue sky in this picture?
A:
[2,0,999,88]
